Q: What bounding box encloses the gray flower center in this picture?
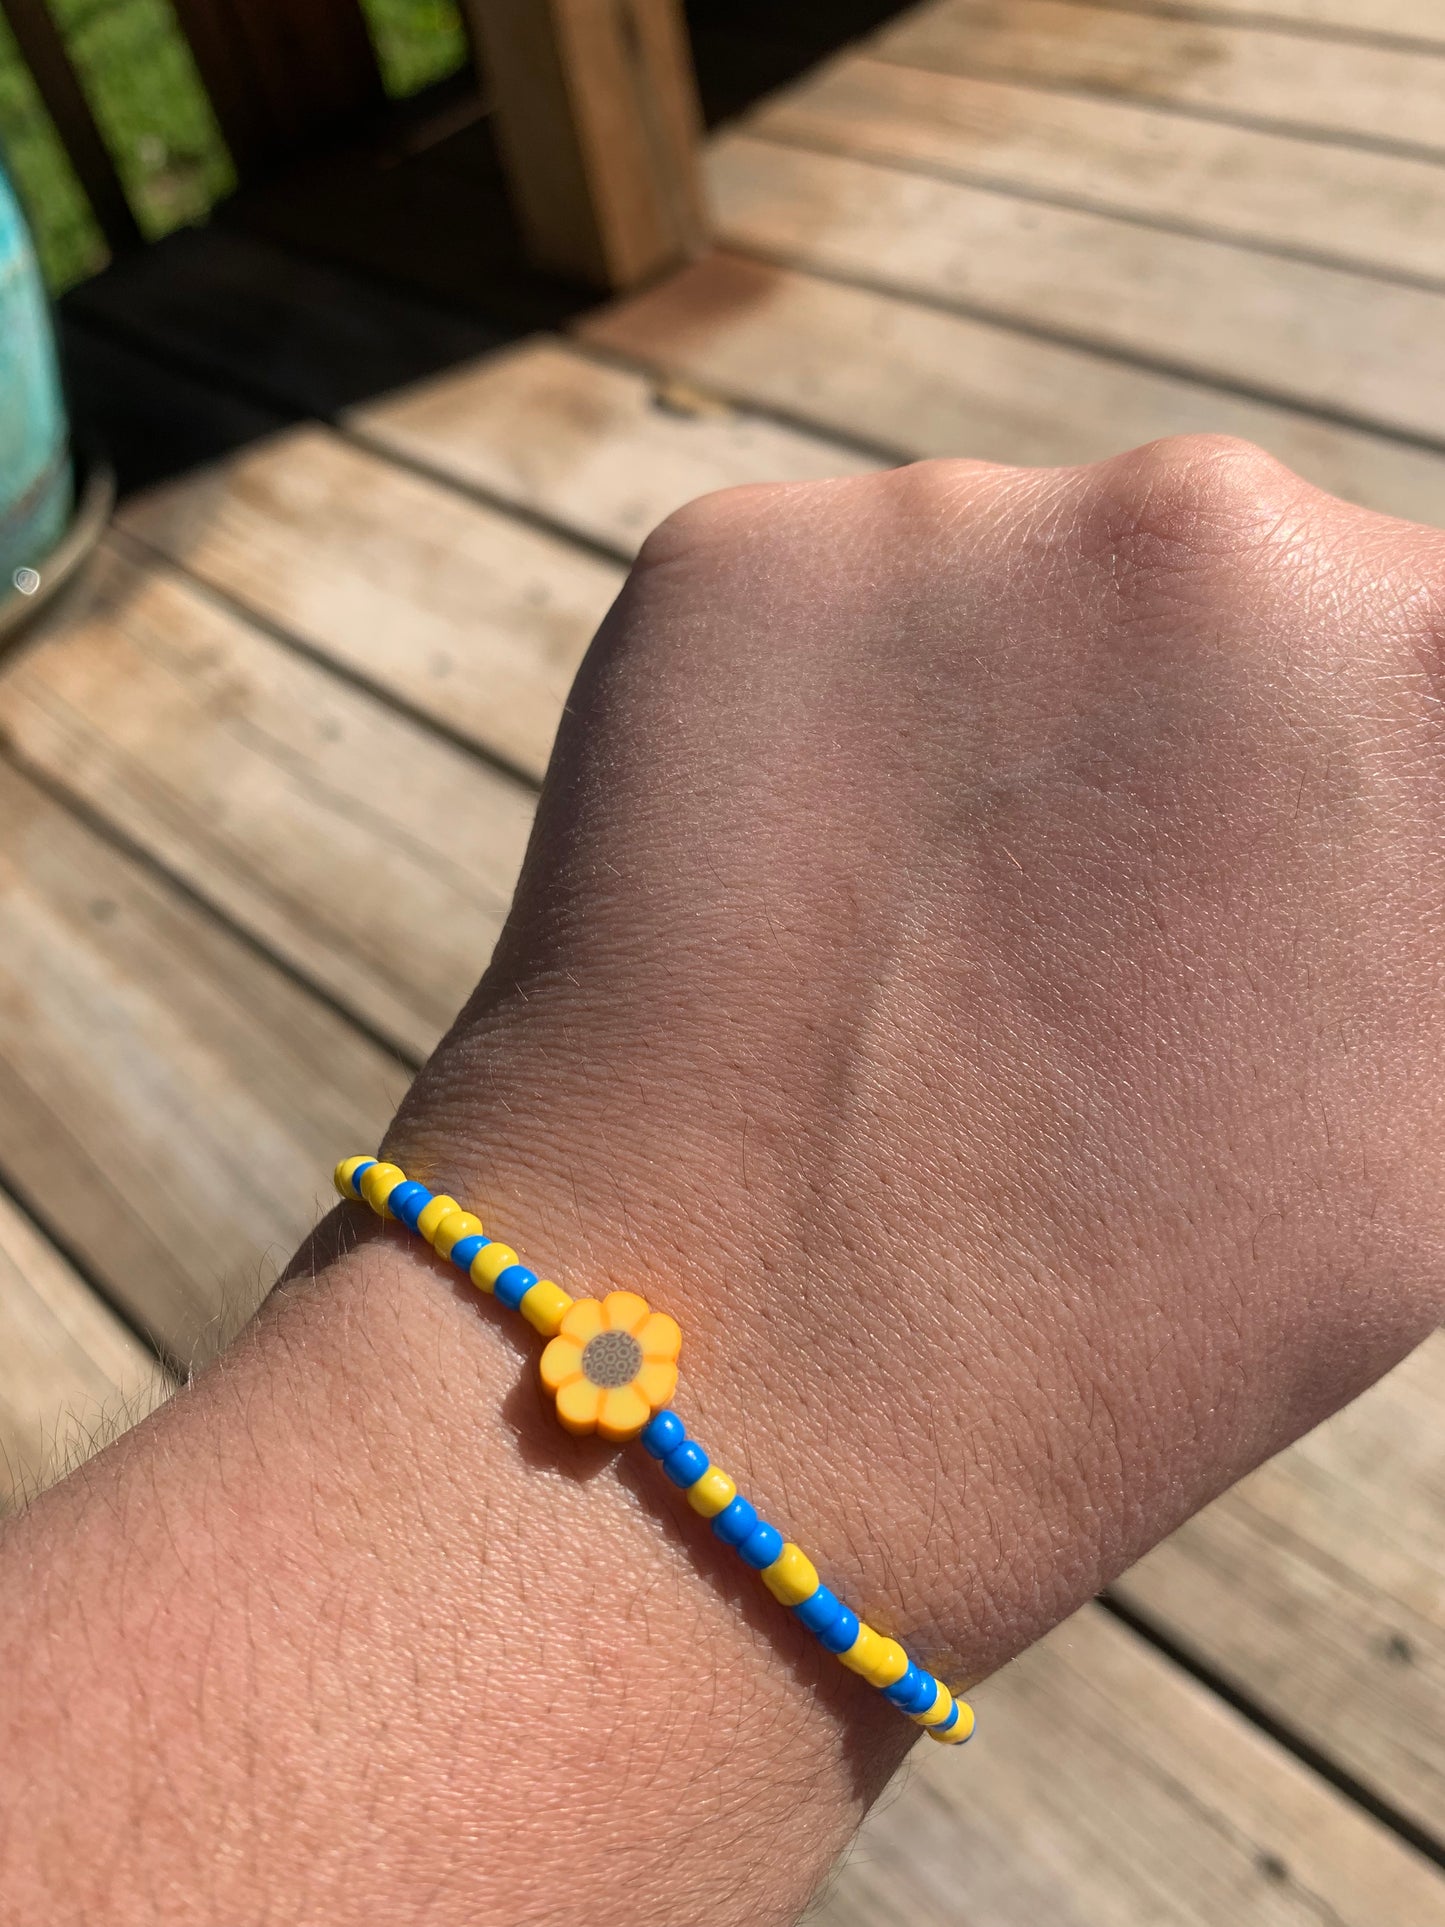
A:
[581,1329,644,1389]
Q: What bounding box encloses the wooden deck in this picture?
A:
[1,2,1443,1918]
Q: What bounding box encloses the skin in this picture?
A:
[2,436,1443,1923]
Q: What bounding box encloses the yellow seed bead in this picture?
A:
[359,1161,406,1217]
[470,1242,519,1292]
[520,1280,573,1336]
[927,1699,976,1745]
[838,1624,883,1678]
[333,1155,372,1199]
[762,1543,821,1607]
[913,1681,954,1727]
[416,1194,462,1243]
[686,1466,738,1518]
[432,1209,484,1257]
[839,1625,909,1688]
[869,1639,911,1689]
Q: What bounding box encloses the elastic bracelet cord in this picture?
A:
[335,1154,975,1747]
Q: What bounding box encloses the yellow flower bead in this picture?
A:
[520,1280,573,1336]
[762,1543,821,1607]
[470,1243,519,1292]
[432,1210,484,1257]
[927,1699,976,1745]
[686,1467,737,1518]
[416,1194,462,1243]
[334,1155,372,1199]
[538,1291,683,1442]
[359,1161,406,1217]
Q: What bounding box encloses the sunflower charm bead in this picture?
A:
[540,1291,681,1442]
[335,1154,975,1747]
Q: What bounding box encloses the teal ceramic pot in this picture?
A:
[0,160,71,589]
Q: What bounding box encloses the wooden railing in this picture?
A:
[0,0,707,289]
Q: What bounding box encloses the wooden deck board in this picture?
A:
[0,1186,171,1510]
[0,538,534,1062]
[1148,0,1445,41]
[0,755,406,1361]
[872,0,1445,156]
[349,336,877,557]
[705,133,1445,445]
[66,226,502,421]
[750,54,1445,285]
[115,420,622,786]
[581,251,1445,525]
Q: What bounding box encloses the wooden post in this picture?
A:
[1,0,141,254]
[166,0,384,181]
[463,0,707,290]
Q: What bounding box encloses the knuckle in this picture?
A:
[1074,435,1304,594]
[634,478,826,571]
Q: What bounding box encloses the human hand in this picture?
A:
[391,434,1445,1684]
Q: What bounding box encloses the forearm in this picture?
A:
[0,1202,916,1926]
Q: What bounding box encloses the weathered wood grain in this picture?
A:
[1118,1332,1445,1840]
[0,538,534,1061]
[115,423,624,784]
[752,55,1445,285]
[351,335,876,556]
[1154,0,1445,37]
[463,0,707,288]
[704,134,1445,444]
[68,233,874,559]
[581,252,1445,524]
[873,0,1445,156]
[0,756,406,1361]
[0,1185,170,1510]
[814,1603,1445,1925]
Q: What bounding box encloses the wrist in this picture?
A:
[363,992,1087,1697]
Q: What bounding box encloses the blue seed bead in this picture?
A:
[883,1664,930,1712]
[793,1587,861,1654]
[663,1440,710,1488]
[738,1520,785,1570]
[387,1181,431,1230]
[908,1672,941,1715]
[908,1671,941,1715]
[933,1701,960,1736]
[493,1264,537,1311]
[349,1158,377,1196]
[818,1606,861,1654]
[449,1234,489,1271]
[640,1411,686,1459]
[711,1495,759,1547]
[793,1585,843,1636]
[909,1671,942,1715]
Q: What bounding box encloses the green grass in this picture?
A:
[0,0,469,292]
[366,0,470,100]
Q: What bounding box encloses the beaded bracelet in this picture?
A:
[334,1154,975,1747]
